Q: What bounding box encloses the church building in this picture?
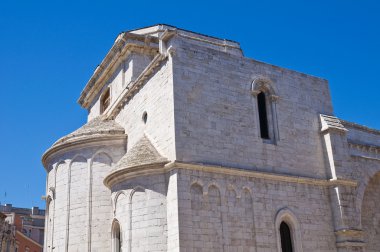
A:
[42,24,380,252]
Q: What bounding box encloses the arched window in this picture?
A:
[275,208,302,252]
[112,220,122,252]
[251,77,279,143]
[100,87,111,114]
[257,92,269,139]
[280,222,293,252]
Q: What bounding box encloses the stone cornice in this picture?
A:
[104,161,169,188]
[350,154,380,162]
[103,160,357,188]
[320,114,348,134]
[348,140,380,153]
[78,25,243,111]
[42,134,127,169]
[78,33,159,109]
[342,120,380,136]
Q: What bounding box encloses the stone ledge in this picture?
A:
[104,160,358,188]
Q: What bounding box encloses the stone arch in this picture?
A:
[226,185,238,204]
[45,195,54,252]
[361,171,380,251]
[90,152,113,251]
[129,184,166,251]
[130,186,147,252]
[129,186,146,200]
[190,180,205,192]
[52,161,68,251]
[241,185,253,198]
[190,182,205,250]
[90,150,113,166]
[251,76,277,96]
[113,190,128,215]
[190,183,203,211]
[207,184,223,250]
[251,76,279,142]
[114,192,128,217]
[69,154,87,166]
[225,186,239,250]
[68,155,88,251]
[275,207,303,252]
[207,184,222,207]
[54,160,66,172]
[206,181,224,197]
[356,167,380,219]
[241,187,256,250]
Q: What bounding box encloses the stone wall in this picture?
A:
[176,168,337,252]
[111,174,168,252]
[115,57,176,161]
[171,36,333,179]
[45,144,125,252]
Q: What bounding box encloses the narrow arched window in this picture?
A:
[112,221,122,252]
[257,92,269,139]
[280,222,293,252]
[100,87,111,114]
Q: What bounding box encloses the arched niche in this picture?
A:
[275,208,303,252]
[251,77,279,143]
[361,171,380,251]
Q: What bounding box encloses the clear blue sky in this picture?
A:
[0,0,379,208]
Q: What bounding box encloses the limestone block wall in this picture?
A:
[111,174,168,252]
[44,144,125,252]
[90,152,114,252]
[68,156,88,251]
[176,168,337,252]
[361,172,380,252]
[51,162,68,251]
[171,37,333,179]
[88,52,154,121]
[115,57,176,161]
[343,121,380,147]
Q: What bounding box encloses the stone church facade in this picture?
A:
[42,25,380,252]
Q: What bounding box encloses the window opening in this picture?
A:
[257,92,269,139]
[280,222,293,252]
[112,221,121,252]
[101,88,111,114]
[142,111,148,124]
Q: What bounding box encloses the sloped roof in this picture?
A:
[42,116,127,168]
[53,115,125,146]
[114,134,168,171]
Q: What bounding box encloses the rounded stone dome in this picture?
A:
[52,115,125,146]
[42,116,126,168]
[104,134,168,187]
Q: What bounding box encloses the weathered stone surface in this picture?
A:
[114,134,168,170]
[42,24,380,252]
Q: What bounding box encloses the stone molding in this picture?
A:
[335,229,365,248]
[348,141,380,153]
[275,208,303,252]
[78,33,160,108]
[320,114,348,133]
[351,155,380,162]
[342,120,380,136]
[42,134,127,169]
[103,161,357,189]
[104,54,168,120]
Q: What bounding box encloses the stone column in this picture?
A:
[320,115,365,251]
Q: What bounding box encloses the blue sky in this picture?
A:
[0,0,379,208]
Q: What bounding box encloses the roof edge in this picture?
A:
[78,32,159,108]
[42,134,127,169]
